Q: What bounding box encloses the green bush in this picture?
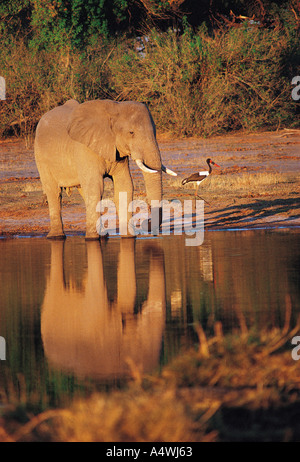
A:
[0,13,299,139]
[109,29,206,135]
[109,23,299,136]
[201,25,298,135]
[0,37,114,137]
[0,39,74,137]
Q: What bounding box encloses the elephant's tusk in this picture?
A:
[135,159,158,174]
[161,165,177,176]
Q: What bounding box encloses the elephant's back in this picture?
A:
[34,100,80,154]
[36,100,79,131]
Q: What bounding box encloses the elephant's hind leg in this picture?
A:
[81,177,104,241]
[42,177,65,239]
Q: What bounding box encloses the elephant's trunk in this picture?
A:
[133,138,175,233]
[142,170,163,204]
[136,140,163,205]
[141,168,163,233]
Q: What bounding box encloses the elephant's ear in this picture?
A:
[67,100,118,161]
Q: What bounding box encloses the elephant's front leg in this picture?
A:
[81,176,104,240]
[112,159,134,237]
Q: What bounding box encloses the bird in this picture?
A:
[181,158,220,203]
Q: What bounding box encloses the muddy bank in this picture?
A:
[0,129,299,237]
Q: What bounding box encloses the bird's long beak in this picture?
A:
[213,162,221,168]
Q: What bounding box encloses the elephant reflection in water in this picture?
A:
[41,239,166,379]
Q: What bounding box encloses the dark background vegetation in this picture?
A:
[0,0,299,138]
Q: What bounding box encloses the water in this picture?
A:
[0,230,299,408]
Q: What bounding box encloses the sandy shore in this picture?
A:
[0,129,299,237]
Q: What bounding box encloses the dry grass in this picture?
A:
[1,320,300,442]
[168,171,290,195]
[43,390,198,443]
[1,18,298,138]
[216,172,285,188]
[109,26,298,137]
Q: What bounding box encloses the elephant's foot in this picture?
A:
[118,222,137,238]
[47,232,66,240]
[85,232,101,241]
[120,234,136,239]
[141,219,160,236]
[41,194,48,206]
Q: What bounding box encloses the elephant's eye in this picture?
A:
[129,131,134,136]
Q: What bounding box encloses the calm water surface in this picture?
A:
[0,230,299,408]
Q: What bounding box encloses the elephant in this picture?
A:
[41,239,166,379]
[34,99,176,240]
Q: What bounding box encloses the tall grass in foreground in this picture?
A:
[0,19,299,138]
[1,321,300,442]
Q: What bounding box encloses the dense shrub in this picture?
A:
[0,39,73,137]
[109,23,299,136]
[0,13,299,138]
[0,38,114,137]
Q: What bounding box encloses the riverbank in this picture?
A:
[0,129,299,237]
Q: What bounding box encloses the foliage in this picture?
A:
[0,0,185,51]
[0,39,70,136]
[109,22,299,136]
[1,325,300,441]
[1,1,299,49]
[0,1,299,138]
[0,36,115,137]
[0,0,130,50]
